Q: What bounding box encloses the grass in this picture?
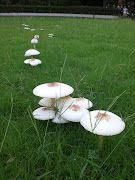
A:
[0,17,135,179]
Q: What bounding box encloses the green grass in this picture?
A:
[0,17,135,179]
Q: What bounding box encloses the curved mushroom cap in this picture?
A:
[56,96,74,109]
[25,49,40,57]
[52,113,69,124]
[34,35,39,39]
[39,97,52,107]
[33,82,74,98]
[61,105,88,122]
[48,34,54,36]
[73,97,93,109]
[33,107,55,120]
[80,110,125,136]
[24,59,41,66]
[31,38,38,44]
[24,27,30,30]
[29,59,41,66]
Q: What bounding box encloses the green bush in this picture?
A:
[0,5,120,15]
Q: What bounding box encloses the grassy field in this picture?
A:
[0,17,135,180]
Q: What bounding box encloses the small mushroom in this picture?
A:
[33,107,55,120]
[24,49,40,58]
[24,58,41,66]
[34,35,39,39]
[80,110,125,152]
[61,105,88,122]
[31,38,38,49]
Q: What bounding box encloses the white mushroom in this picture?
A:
[80,110,125,151]
[39,97,53,107]
[52,112,69,124]
[61,105,88,122]
[55,96,74,110]
[33,107,55,120]
[24,27,30,30]
[34,35,39,39]
[24,49,40,57]
[31,38,38,49]
[72,97,93,109]
[24,58,41,66]
[33,82,74,98]
[33,82,74,108]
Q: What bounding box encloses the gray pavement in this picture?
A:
[0,13,119,19]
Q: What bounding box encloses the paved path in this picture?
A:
[0,13,119,19]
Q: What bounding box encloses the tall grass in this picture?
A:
[0,17,135,179]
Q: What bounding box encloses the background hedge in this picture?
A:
[0,5,120,15]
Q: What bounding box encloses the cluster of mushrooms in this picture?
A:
[24,35,42,66]
[32,82,125,151]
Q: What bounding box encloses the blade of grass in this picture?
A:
[0,92,13,153]
[27,106,41,145]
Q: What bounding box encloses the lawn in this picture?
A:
[0,17,135,180]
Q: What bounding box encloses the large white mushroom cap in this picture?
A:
[25,49,40,57]
[73,97,93,109]
[31,38,38,44]
[33,82,74,98]
[52,113,69,124]
[61,105,88,122]
[80,110,125,136]
[33,107,55,120]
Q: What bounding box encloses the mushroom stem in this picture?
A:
[98,135,103,156]
[51,98,56,107]
[34,44,36,49]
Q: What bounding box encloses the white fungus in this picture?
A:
[80,110,125,136]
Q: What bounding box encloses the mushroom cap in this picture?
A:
[24,27,30,30]
[52,113,69,124]
[34,35,39,39]
[80,110,125,136]
[39,97,52,107]
[55,96,74,109]
[61,105,88,122]
[48,34,54,36]
[33,82,74,98]
[25,49,40,57]
[73,97,93,109]
[24,58,41,66]
[31,38,38,44]
[33,107,55,120]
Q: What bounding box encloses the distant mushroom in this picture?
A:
[48,34,54,38]
[33,107,55,120]
[31,38,38,49]
[24,49,40,59]
[24,58,41,66]
[61,105,88,122]
[34,35,39,39]
[24,27,30,30]
[80,110,125,152]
